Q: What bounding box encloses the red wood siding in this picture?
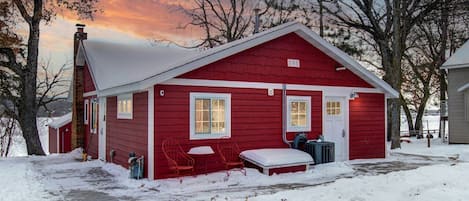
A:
[84,96,99,158]
[269,165,307,175]
[179,33,373,88]
[83,63,96,93]
[107,92,148,178]
[154,85,322,179]
[349,93,385,159]
[49,127,58,153]
[59,123,72,153]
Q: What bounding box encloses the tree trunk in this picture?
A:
[438,0,449,138]
[388,0,402,149]
[401,96,415,132]
[19,0,45,155]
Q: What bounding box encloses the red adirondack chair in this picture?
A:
[162,138,195,181]
[217,141,246,176]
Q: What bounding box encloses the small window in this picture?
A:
[287,96,311,132]
[190,93,231,140]
[84,99,89,125]
[117,93,133,119]
[90,98,98,134]
[326,101,341,116]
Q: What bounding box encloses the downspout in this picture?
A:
[282,84,291,147]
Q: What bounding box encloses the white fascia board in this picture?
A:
[92,22,398,98]
[458,83,469,92]
[139,22,299,89]
[294,26,399,98]
[161,78,384,95]
[441,63,469,70]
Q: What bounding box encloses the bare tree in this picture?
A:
[0,113,17,157]
[0,0,99,155]
[323,0,441,149]
[182,0,254,48]
[400,0,469,135]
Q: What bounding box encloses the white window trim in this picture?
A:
[84,99,89,125]
[90,98,98,134]
[117,93,133,119]
[286,96,311,132]
[189,92,231,140]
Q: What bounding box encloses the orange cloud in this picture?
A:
[60,0,203,42]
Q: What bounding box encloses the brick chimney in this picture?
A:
[71,24,87,150]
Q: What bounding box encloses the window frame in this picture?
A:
[90,98,98,134]
[84,99,89,125]
[189,92,231,140]
[117,93,133,120]
[286,96,311,132]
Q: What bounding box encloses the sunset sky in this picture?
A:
[39,0,204,71]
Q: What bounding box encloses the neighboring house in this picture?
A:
[48,113,72,153]
[70,22,398,179]
[441,40,469,144]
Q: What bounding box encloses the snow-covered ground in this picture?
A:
[1,137,466,201]
[1,116,467,201]
[6,118,52,156]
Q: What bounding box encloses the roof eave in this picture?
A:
[441,63,469,70]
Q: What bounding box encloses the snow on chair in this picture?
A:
[217,140,246,176]
[162,138,195,182]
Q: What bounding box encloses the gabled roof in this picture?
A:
[442,40,469,69]
[76,41,199,91]
[77,22,399,98]
[49,112,72,129]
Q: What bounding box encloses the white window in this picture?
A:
[287,96,311,132]
[90,98,98,134]
[84,99,89,125]
[190,93,231,140]
[117,93,133,119]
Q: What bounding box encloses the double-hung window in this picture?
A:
[84,99,89,125]
[190,93,231,140]
[287,96,311,132]
[90,98,98,134]
[117,93,133,119]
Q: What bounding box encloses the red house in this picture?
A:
[70,22,398,179]
[48,113,72,154]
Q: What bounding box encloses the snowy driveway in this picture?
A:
[15,151,455,201]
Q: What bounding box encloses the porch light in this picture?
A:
[350,92,359,100]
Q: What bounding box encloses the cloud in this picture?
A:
[60,0,202,42]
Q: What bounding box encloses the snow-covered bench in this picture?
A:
[240,148,314,175]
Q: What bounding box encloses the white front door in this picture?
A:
[324,96,347,161]
[98,97,107,161]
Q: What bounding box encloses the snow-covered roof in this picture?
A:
[48,112,72,129]
[77,22,398,98]
[76,41,199,91]
[240,148,314,167]
[442,40,469,69]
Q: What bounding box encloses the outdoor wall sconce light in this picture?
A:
[159,90,165,97]
[350,91,359,100]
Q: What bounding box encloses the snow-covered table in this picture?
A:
[240,148,314,175]
[188,146,215,174]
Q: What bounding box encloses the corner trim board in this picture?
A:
[147,86,155,180]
